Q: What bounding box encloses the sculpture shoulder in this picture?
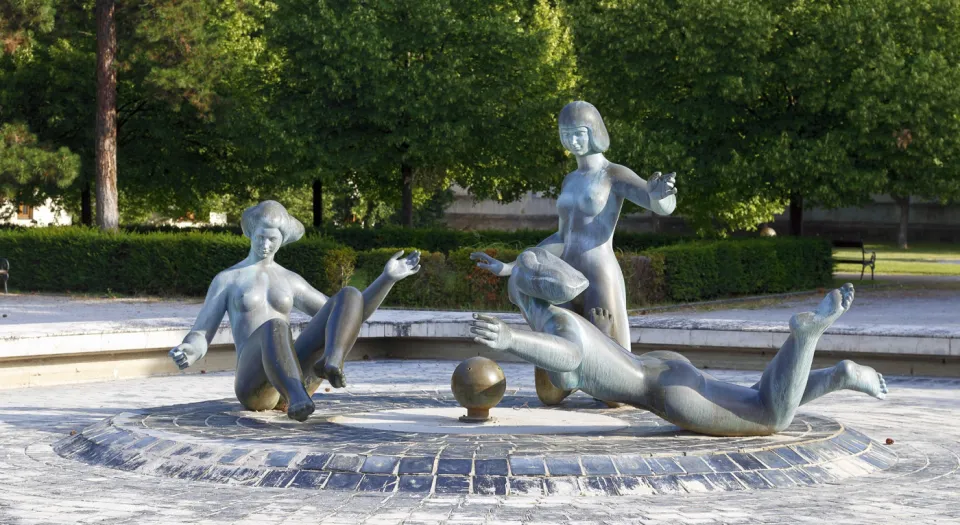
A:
[605,163,642,184]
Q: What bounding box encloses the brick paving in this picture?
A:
[1,360,959,524]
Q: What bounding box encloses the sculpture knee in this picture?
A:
[335,286,363,304]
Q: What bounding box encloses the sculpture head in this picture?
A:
[241,200,305,260]
[508,247,589,307]
[558,101,610,156]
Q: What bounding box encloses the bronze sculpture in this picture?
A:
[472,101,677,405]
[169,201,420,421]
[470,248,888,437]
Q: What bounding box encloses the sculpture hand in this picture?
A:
[169,342,204,370]
[470,252,509,276]
[470,313,514,351]
[383,250,421,282]
[649,171,677,201]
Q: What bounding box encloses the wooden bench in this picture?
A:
[831,240,876,280]
[0,258,7,294]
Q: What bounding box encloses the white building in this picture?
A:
[0,199,72,227]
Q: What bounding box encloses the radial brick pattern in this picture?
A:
[54,392,897,496]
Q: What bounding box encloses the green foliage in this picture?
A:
[0,122,80,211]
[316,226,692,254]
[0,227,341,295]
[266,0,577,222]
[648,238,833,302]
[571,0,960,235]
[0,229,830,306]
[115,223,693,254]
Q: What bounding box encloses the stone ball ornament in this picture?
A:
[451,356,506,422]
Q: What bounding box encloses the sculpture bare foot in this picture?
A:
[791,283,854,336]
[836,360,888,399]
[314,357,347,389]
[589,307,615,338]
[286,398,315,421]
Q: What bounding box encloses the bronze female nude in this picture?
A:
[169,201,420,421]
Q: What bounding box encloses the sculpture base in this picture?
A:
[459,407,491,423]
[54,392,897,496]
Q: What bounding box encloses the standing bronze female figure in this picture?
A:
[170,201,420,421]
[472,101,677,404]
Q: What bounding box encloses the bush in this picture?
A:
[0,229,830,306]
[647,237,833,302]
[0,227,341,296]
[121,223,693,254]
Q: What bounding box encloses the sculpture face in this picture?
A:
[560,126,592,156]
[253,226,283,260]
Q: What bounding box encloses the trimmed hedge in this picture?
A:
[119,223,692,254]
[646,237,833,302]
[0,227,343,296]
[0,228,831,307]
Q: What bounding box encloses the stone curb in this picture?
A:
[2,309,958,360]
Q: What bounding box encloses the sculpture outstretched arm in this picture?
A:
[170,274,228,370]
[614,168,677,216]
[471,231,564,277]
[361,250,421,321]
[471,314,582,372]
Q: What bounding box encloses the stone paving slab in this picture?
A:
[0,360,958,524]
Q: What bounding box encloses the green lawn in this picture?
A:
[834,242,960,276]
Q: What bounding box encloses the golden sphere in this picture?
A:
[451,356,506,422]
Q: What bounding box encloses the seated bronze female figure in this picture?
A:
[470,248,888,437]
[170,201,420,421]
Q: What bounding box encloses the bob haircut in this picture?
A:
[511,247,589,305]
[558,101,610,153]
[241,200,305,247]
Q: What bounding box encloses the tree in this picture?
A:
[0,122,79,217]
[94,0,118,231]
[2,1,289,225]
[267,0,576,227]
[830,0,960,248]
[0,0,80,216]
[569,0,902,235]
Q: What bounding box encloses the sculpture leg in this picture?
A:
[310,287,364,389]
[580,273,630,408]
[651,285,854,436]
[235,319,314,421]
[797,361,888,404]
[752,284,854,429]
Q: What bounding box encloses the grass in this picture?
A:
[834,241,960,276]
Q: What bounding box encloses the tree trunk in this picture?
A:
[364,198,376,228]
[894,194,910,249]
[81,182,92,226]
[312,178,323,227]
[95,0,119,232]
[789,192,804,236]
[400,163,414,227]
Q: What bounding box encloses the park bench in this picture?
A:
[0,258,7,294]
[831,240,876,281]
